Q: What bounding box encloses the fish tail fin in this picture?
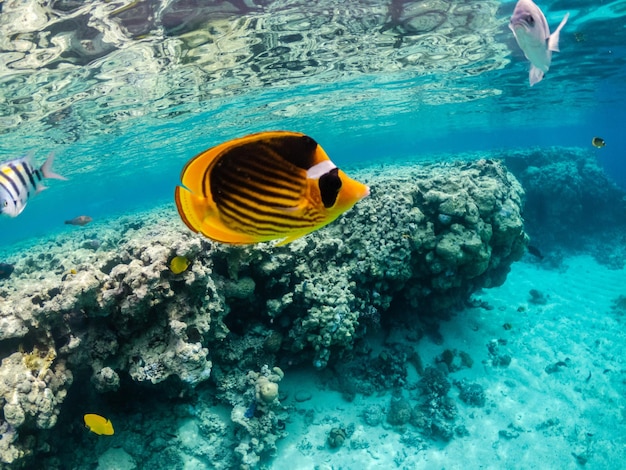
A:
[548,12,569,52]
[529,65,544,86]
[40,153,68,181]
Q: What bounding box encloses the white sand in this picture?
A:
[274,255,626,469]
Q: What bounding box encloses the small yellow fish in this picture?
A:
[84,413,114,435]
[174,131,370,245]
[169,255,190,275]
[592,137,606,148]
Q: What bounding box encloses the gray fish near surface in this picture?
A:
[0,153,67,217]
[65,215,93,226]
[0,262,14,280]
[509,0,569,86]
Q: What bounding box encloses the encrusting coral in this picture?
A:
[0,345,72,464]
[0,158,526,467]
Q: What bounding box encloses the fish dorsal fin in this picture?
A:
[548,12,569,52]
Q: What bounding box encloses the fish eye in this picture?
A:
[527,15,534,25]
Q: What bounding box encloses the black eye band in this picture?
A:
[318,168,342,208]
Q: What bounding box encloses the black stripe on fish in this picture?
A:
[254,134,319,171]
[217,177,301,210]
[218,188,316,226]
[0,179,15,202]
[218,192,322,231]
[245,154,303,190]
[218,158,303,195]
[219,166,303,204]
[8,163,29,194]
[211,147,307,209]
[0,169,21,198]
[219,201,317,235]
[22,163,39,191]
[213,146,305,193]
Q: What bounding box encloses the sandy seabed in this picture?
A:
[270,255,626,470]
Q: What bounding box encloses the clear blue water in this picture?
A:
[1,1,626,468]
[1,0,625,245]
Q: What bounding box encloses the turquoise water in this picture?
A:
[1,0,625,244]
[1,1,626,469]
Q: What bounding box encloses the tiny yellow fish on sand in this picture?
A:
[169,255,191,274]
[175,131,370,245]
[84,413,114,435]
[592,137,606,148]
[0,153,67,217]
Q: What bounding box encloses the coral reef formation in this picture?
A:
[0,347,72,465]
[0,158,526,467]
[502,147,626,268]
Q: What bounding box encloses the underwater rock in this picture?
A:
[91,366,120,393]
[502,147,626,266]
[0,347,72,464]
[294,390,312,403]
[455,380,486,407]
[487,339,512,367]
[362,404,385,427]
[528,288,548,305]
[436,349,474,373]
[410,367,459,441]
[0,262,15,280]
[387,390,412,426]
[97,447,137,470]
[222,276,256,300]
[0,159,526,467]
[256,376,279,404]
[327,427,347,448]
[223,365,288,467]
[329,345,410,400]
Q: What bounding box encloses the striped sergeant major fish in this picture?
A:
[0,153,67,217]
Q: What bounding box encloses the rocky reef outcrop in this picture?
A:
[0,158,526,468]
[502,146,626,269]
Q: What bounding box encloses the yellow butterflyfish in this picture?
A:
[84,413,114,435]
[169,255,191,275]
[174,131,370,245]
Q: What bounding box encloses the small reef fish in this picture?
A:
[175,131,370,245]
[0,153,67,217]
[169,255,191,275]
[509,0,569,86]
[84,413,114,435]
[0,262,15,280]
[65,215,93,226]
[592,137,606,148]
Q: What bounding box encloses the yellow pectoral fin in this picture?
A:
[175,186,212,234]
[275,231,311,246]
